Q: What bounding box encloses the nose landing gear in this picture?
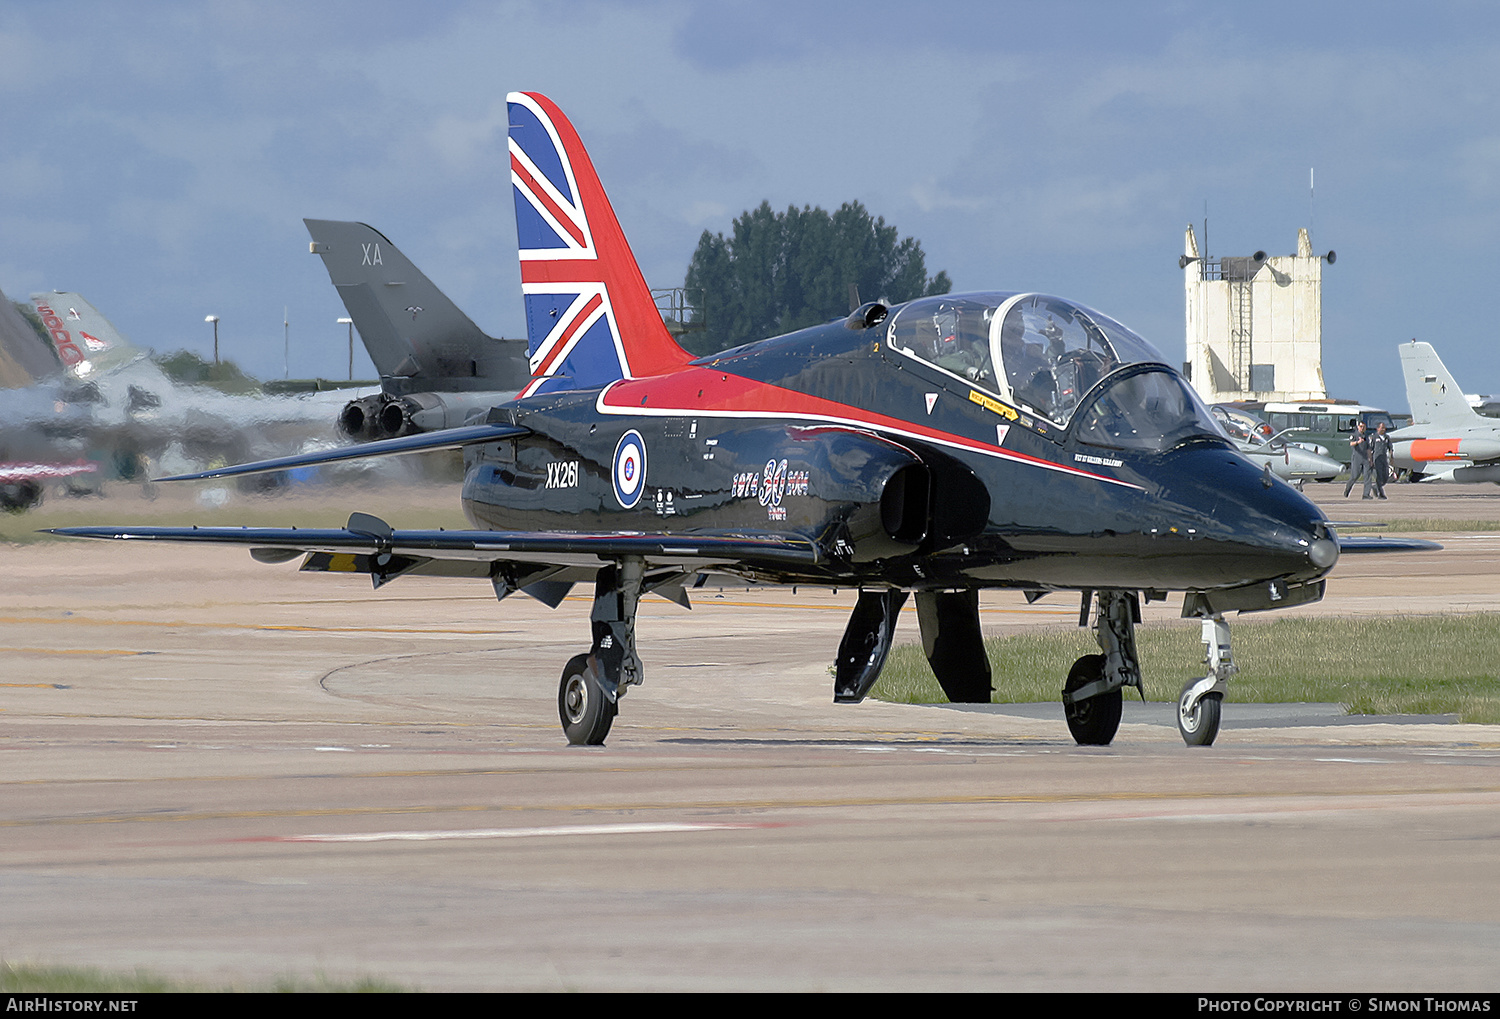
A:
[1177,613,1234,747]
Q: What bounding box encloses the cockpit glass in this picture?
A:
[886,296,1000,389]
[1073,368,1225,452]
[887,293,1172,428]
[1210,406,1270,444]
[996,295,1163,425]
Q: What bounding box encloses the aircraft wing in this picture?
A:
[1334,535,1444,552]
[1323,520,1443,553]
[152,422,529,481]
[47,521,824,584]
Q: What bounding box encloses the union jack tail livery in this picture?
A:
[507,92,691,396]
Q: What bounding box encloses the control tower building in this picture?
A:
[1182,225,1333,404]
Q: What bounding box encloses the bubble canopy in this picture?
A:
[887,292,1223,451]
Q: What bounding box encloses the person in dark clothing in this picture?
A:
[1344,421,1369,498]
[1365,421,1393,500]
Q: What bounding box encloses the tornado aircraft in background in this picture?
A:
[304,219,531,443]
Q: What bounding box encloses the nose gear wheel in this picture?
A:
[1178,682,1222,746]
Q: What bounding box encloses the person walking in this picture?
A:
[1366,421,1393,500]
[1344,421,1369,498]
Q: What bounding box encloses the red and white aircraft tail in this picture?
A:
[507,92,692,397]
[28,291,144,380]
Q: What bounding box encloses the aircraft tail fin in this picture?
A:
[0,284,61,386]
[304,219,529,393]
[27,292,144,379]
[507,91,691,396]
[1400,340,1483,428]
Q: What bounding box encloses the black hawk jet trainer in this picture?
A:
[51,92,1433,748]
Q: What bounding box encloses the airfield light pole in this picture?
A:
[338,317,354,380]
[204,315,219,365]
[283,306,289,379]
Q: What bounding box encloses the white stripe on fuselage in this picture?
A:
[592,382,1144,491]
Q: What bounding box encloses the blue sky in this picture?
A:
[2,0,1497,410]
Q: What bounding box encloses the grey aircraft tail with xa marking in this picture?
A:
[305,219,531,441]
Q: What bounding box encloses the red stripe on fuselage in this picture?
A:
[596,367,1140,489]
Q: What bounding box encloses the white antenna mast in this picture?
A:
[1309,167,1315,247]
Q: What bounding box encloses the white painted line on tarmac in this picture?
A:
[262,821,763,844]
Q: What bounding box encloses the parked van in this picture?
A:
[1259,402,1402,466]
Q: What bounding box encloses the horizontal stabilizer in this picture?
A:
[152,422,530,481]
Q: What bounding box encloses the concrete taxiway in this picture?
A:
[1,481,1498,990]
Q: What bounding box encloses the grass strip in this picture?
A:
[1336,518,1500,533]
[0,960,410,992]
[870,613,1500,724]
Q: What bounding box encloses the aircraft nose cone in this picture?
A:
[1148,446,1336,588]
[1308,536,1339,570]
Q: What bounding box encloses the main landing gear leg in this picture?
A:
[1061,590,1141,746]
[833,589,908,703]
[1177,613,1234,747]
[558,558,644,746]
[915,590,993,703]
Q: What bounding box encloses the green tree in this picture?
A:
[681,200,951,355]
[152,350,262,395]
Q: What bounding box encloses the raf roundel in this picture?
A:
[612,429,648,508]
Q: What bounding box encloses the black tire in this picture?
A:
[1063,653,1122,746]
[0,481,41,513]
[1177,682,1222,747]
[558,653,616,746]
